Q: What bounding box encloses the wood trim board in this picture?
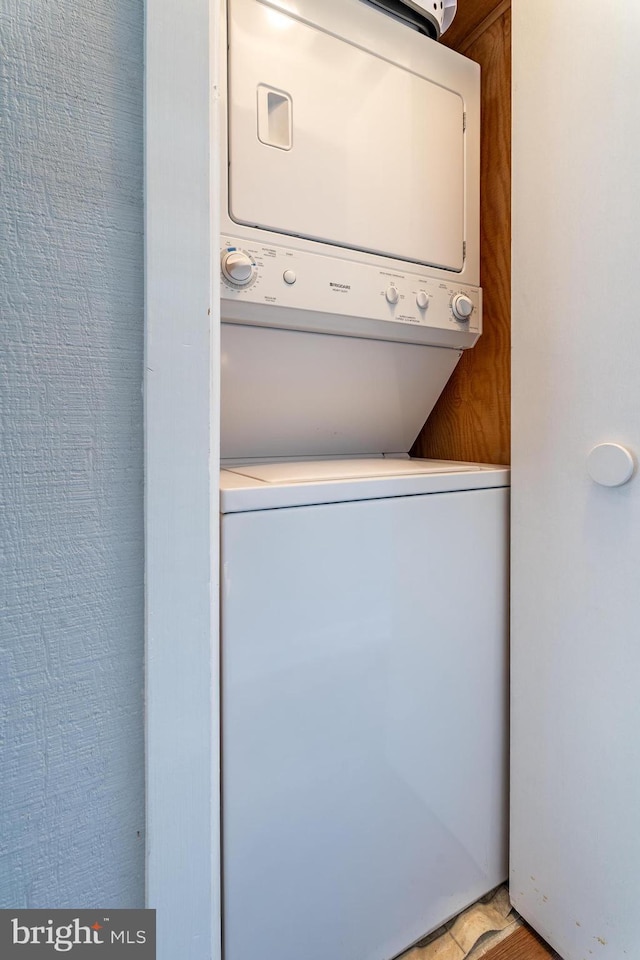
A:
[413,1,511,465]
[454,0,511,54]
[482,926,559,960]
[441,0,509,51]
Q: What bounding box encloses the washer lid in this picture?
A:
[221,458,510,513]
[227,458,475,484]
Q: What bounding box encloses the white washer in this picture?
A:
[221,458,509,960]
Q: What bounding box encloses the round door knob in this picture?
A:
[386,286,399,305]
[587,443,635,487]
[416,290,429,310]
[221,250,254,286]
[452,293,474,321]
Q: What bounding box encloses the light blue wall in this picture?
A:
[1,0,144,906]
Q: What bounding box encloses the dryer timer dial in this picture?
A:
[452,293,474,321]
[221,250,255,286]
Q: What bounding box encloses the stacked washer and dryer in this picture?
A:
[219,2,509,960]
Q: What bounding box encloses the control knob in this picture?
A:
[385,286,399,305]
[221,250,255,286]
[452,293,474,321]
[416,290,429,310]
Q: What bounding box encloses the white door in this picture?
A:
[221,487,508,960]
[511,3,640,958]
[227,0,466,270]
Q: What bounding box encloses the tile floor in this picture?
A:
[398,888,562,960]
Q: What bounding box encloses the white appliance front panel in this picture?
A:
[221,323,462,460]
[221,235,481,348]
[221,487,509,960]
[228,0,465,272]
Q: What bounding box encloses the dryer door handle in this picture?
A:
[257,84,292,151]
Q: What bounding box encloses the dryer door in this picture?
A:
[227,0,465,272]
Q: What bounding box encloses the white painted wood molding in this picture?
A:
[145,1,220,957]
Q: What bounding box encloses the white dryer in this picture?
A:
[220,458,509,960]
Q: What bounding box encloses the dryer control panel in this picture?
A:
[220,237,482,350]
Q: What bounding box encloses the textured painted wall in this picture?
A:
[0,0,144,907]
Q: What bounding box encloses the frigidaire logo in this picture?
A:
[1,910,156,958]
[329,282,350,290]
